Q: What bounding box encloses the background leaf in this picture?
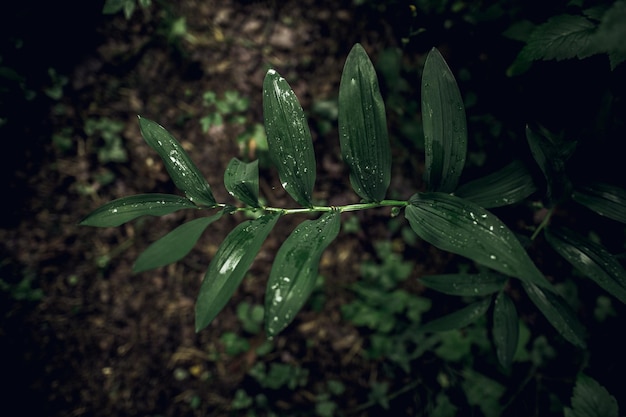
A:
[419,298,491,333]
[455,160,536,208]
[419,273,507,296]
[195,213,281,332]
[421,47,467,193]
[545,226,626,303]
[133,212,223,273]
[338,43,391,202]
[522,282,586,348]
[138,116,216,207]
[572,182,626,224]
[564,375,619,417]
[492,291,519,370]
[224,158,260,208]
[263,69,316,207]
[265,211,341,337]
[406,192,551,290]
[79,194,196,227]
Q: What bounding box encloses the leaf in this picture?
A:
[592,0,626,70]
[455,160,536,208]
[419,298,491,333]
[338,43,391,202]
[224,158,260,208]
[419,273,507,296]
[265,211,341,337]
[133,212,224,273]
[79,194,197,227]
[522,282,586,348]
[195,213,281,332]
[572,182,626,224]
[564,375,619,417]
[263,69,316,207]
[525,126,575,204]
[492,291,519,370]
[421,47,467,193]
[138,117,216,207]
[520,14,597,62]
[545,226,626,303]
[406,192,551,290]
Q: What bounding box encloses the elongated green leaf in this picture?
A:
[133,212,223,273]
[572,182,626,224]
[525,126,575,204]
[262,69,316,207]
[224,158,260,208]
[138,116,216,207]
[265,211,341,337]
[420,273,507,296]
[419,298,491,333]
[493,292,519,370]
[80,194,196,227]
[564,375,619,417]
[406,192,551,290]
[338,43,391,202]
[545,226,626,303]
[195,213,281,332]
[522,282,586,348]
[455,160,536,208]
[421,48,467,193]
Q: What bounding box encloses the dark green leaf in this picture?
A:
[522,282,586,348]
[419,273,507,296]
[520,14,597,62]
[592,1,626,70]
[138,117,216,207]
[525,126,575,204]
[421,48,467,193]
[455,160,536,208]
[406,192,551,290]
[564,375,619,417]
[80,194,196,227]
[263,69,316,207]
[545,227,626,303]
[195,213,281,332]
[338,43,391,202]
[572,182,626,224]
[419,298,491,333]
[265,211,341,337]
[133,212,223,273]
[493,292,519,370]
[224,158,260,207]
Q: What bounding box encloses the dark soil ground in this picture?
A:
[2,1,626,416]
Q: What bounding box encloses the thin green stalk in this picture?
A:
[531,206,554,241]
[217,200,409,215]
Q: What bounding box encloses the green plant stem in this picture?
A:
[531,206,555,241]
[217,200,409,215]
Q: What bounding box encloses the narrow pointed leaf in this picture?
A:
[493,292,519,370]
[419,298,491,333]
[420,273,507,296]
[195,213,281,332]
[138,116,216,207]
[406,192,551,290]
[265,211,341,337]
[421,47,467,193]
[224,158,260,207]
[522,282,586,348]
[263,69,316,207]
[80,194,196,227]
[525,126,575,204]
[572,182,626,224]
[455,160,536,208]
[338,43,391,202]
[133,212,224,273]
[545,226,626,303]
